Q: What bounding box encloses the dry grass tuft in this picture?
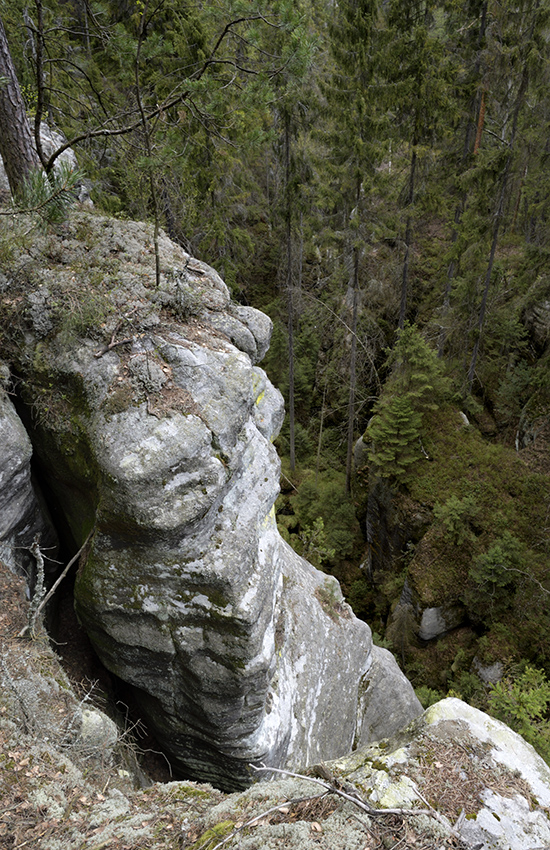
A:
[408,736,534,820]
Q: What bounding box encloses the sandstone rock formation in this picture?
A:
[3,212,422,790]
[0,380,57,580]
[330,696,550,850]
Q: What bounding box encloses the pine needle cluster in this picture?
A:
[12,161,83,226]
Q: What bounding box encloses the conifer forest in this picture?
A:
[3,0,550,760]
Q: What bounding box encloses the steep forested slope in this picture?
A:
[2,0,550,755]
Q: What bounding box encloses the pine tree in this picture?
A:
[380,0,456,327]
[0,15,41,196]
[323,0,382,491]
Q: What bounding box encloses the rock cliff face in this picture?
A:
[0,383,57,580]
[2,212,421,789]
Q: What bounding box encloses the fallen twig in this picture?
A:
[94,337,134,358]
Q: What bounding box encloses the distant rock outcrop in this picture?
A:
[2,213,422,790]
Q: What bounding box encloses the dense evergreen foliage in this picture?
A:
[3,0,550,755]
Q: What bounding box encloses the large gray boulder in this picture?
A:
[0,122,78,201]
[0,380,57,579]
[7,213,422,790]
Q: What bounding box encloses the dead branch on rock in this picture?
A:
[93,335,134,358]
[18,529,94,639]
[24,536,45,638]
[94,322,133,358]
[249,763,467,845]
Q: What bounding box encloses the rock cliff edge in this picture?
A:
[0,212,421,789]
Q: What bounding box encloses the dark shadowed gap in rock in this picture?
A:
[22,440,175,785]
[51,567,174,784]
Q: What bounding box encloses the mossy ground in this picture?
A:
[349,404,550,698]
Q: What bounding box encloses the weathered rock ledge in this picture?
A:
[0,211,421,790]
[1,582,548,850]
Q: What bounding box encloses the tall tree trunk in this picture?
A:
[33,0,47,170]
[346,246,359,494]
[472,87,486,156]
[135,3,161,287]
[399,213,412,330]
[315,382,327,489]
[399,145,417,329]
[0,15,41,196]
[284,111,296,472]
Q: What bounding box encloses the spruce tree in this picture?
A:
[366,324,449,484]
[386,322,451,412]
[367,394,423,483]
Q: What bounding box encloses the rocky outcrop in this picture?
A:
[330,697,550,850]
[4,212,422,790]
[0,376,57,580]
[418,602,466,641]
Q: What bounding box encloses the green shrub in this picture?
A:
[298,517,335,568]
[433,494,479,546]
[465,532,526,624]
[293,472,361,560]
[488,666,550,765]
[415,685,444,709]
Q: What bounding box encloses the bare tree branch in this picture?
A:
[18,528,94,639]
[248,762,463,841]
[40,13,286,172]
